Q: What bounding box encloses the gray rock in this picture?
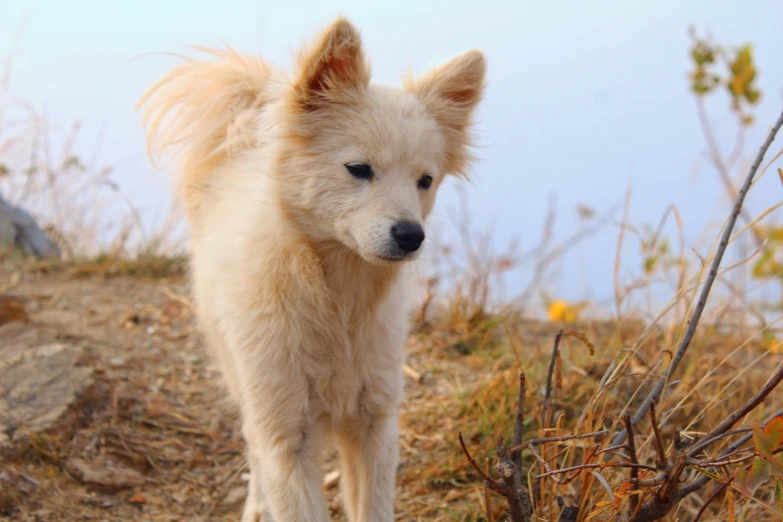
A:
[0,323,94,446]
[0,195,60,259]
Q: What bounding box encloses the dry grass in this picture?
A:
[3,263,780,521]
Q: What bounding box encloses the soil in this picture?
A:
[0,260,568,522]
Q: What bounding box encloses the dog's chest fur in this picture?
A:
[193,221,410,425]
[304,245,409,423]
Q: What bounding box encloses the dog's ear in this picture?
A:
[405,50,486,175]
[294,17,370,110]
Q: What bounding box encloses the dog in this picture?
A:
[138,16,485,522]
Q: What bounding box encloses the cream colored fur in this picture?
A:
[138,17,485,522]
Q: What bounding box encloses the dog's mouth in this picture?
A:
[375,253,408,262]
[373,247,421,264]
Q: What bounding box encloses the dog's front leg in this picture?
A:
[337,411,399,522]
[233,346,329,522]
[240,406,329,522]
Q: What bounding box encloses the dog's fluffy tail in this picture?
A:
[137,46,273,220]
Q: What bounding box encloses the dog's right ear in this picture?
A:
[404,50,486,177]
[293,17,370,110]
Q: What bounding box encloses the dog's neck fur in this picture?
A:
[309,238,401,326]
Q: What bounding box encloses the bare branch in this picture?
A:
[509,430,608,456]
[688,453,757,467]
[534,462,656,480]
[682,408,783,496]
[512,372,526,469]
[458,432,508,495]
[696,98,762,247]
[689,363,783,452]
[686,428,753,457]
[612,107,783,448]
[650,400,668,468]
[545,329,564,401]
[692,478,732,522]
[624,412,640,514]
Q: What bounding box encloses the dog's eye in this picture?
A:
[345,162,374,180]
[417,174,433,190]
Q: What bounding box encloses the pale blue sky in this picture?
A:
[2,0,783,308]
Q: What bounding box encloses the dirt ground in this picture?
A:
[0,259,579,522]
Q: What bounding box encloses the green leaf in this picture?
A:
[736,458,772,499]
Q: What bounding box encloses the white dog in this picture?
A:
[138,16,485,522]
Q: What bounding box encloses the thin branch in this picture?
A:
[682,408,783,496]
[458,432,508,495]
[596,443,631,456]
[611,106,783,448]
[624,412,640,514]
[696,98,762,247]
[512,372,526,469]
[692,478,733,522]
[691,363,783,452]
[534,462,657,480]
[545,330,564,401]
[650,400,668,467]
[687,428,753,458]
[509,430,609,455]
[688,453,757,467]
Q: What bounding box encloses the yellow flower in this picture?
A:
[548,300,578,322]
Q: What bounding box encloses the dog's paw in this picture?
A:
[240,506,262,522]
[241,500,270,522]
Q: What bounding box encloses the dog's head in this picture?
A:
[277,17,485,265]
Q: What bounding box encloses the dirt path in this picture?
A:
[2,264,563,522]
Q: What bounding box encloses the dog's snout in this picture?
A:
[391,222,425,253]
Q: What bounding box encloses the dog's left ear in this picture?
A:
[294,17,370,110]
[405,50,486,176]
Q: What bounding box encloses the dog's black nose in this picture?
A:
[391,222,425,253]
